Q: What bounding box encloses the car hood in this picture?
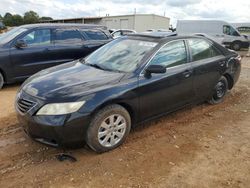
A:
[22,60,125,101]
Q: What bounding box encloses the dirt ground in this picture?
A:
[0,52,250,188]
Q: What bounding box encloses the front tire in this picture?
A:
[86,104,131,153]
[231,41,241,51]
[0,72,4,89]
[208,76,228,105]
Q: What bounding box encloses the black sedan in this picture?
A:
[15,35,241,153]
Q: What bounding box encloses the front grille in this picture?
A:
[17,98,36,114]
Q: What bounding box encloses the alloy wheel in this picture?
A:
[98,114,127,147]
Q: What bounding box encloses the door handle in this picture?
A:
[183,70,192,78]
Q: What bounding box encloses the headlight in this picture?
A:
[37,101,85,115]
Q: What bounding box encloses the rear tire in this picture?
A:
[231,41,241,51]
[0,72,4,89]
[86,104,131,153]
[208,76,228,105]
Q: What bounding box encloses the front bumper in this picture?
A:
[223,41,250,48]
[15,92,91,148]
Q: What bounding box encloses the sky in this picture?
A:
[0,0,249,26]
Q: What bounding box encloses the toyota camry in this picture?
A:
[15,34,241,153]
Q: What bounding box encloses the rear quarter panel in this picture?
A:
[225,54,241,86]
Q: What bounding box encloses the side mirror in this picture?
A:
[144,65,166,77]
[242,34,248,39]
[15,40,27,48]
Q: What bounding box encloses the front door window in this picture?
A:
[21,29,51,46]
[149,40,187,68]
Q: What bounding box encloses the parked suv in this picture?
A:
[0,23,112,89]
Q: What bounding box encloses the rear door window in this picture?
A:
[188,38,221,61]
[54,29,83,43]
[81,30,108,40]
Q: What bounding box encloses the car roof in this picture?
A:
[20,23,107,30]
[115,29,136,32]
[127,33,207,43]
[140,31,177,37]
[128,33,232,56]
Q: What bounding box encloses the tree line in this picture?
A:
[0,11,53,27]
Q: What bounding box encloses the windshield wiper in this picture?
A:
[81,59,103,70]
[102,67,124,73]
[82,60,124,73]
[86,63,106,70]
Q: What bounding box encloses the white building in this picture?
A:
[45,14,170,32]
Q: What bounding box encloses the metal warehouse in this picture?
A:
[43,14,170,32]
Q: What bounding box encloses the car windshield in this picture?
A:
[0,27,28,44]
[84,38,157,72]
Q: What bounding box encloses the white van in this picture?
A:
[176,20,249,51]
